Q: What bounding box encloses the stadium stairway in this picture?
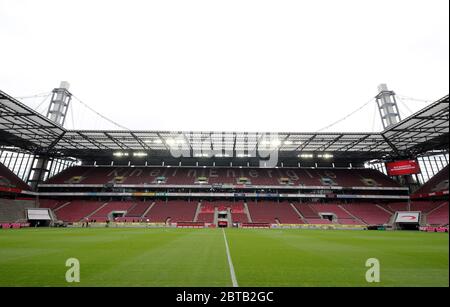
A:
[243,203,253,223]
[338,205,366,225]
[123,201,154,220]
[213,209,219,225]
[85,202,109,220]
[290,203,307,222]
[426,201,448,216]
[193,202,202,222]
[54,201,72,212]
[226,208,232,225]
[37,199,69,211]
[425,201,449,226]
[376,204,395,216]
[141,202,155,219]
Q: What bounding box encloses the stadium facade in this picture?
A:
[0,84,448,231]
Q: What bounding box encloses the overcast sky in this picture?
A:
[1,0,448,132]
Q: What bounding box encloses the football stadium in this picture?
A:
[0,83,448,287]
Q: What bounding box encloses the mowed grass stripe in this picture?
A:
[0,228,231,287]
[0,228,448,287]
[226,229,449,287]
[222,228,238,287]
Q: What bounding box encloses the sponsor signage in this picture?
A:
[385,160,421,176]
[395,212,420,223]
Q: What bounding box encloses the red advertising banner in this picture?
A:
[385,160,421,176]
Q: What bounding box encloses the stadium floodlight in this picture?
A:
[166,138,176,145]
[133,152,148,157]
[113,152,129,157]
[237,153,251,158]
[318,153,334,159]
[299,153,314,158]
[153,139,163,144]
[261,139,281,148]
[271,139,281,148]
[194,153,209,158]
[215,153,230,158]
[284,140,293,145]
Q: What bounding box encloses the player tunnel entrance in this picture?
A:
[217,210,229,228]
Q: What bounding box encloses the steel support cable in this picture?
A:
[71,95,130,130]
[315,98,375,132]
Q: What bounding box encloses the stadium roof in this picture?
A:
[382,94,449,156]
[1,89,448,162]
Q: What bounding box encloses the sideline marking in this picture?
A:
[222,228,239,287]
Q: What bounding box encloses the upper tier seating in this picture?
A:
[247,201,304,224]
[45,166,400,187]
[413,165,449,198]
[0,162,30,191]
[144,200,197,223]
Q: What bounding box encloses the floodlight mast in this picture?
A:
[46,81,72,126]
[375,84,418,190]
[375,84,401,129]
[28,82,72,189]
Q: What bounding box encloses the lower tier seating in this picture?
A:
[54,201,105,222]
[342,204,391,225]
[4,199,447,226]
[144,200,197,223]
[247,202,304,224]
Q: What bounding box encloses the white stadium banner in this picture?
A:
[395,212,420,223]
[27,209,52,220]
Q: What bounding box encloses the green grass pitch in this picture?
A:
[0,228,448,287]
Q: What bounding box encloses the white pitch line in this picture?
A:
[222,228,239,287]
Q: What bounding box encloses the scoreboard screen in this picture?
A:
[385,160,421,176]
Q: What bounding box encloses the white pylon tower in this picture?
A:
[375,83,401,129]
[46,81,72,126]
[28,82,72,188]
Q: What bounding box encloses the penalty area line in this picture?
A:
[222,228,239,287]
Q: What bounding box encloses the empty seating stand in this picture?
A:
[426,202,449,226]
[89,201,135,222]
[125,202,152,218]
[342,204,391,225]
[293,203,320,219]
[37,199,67,211]
[0,162,30,191]
[309,204,358,224]
[145,200,197,223]
[412,165,449,198]
[247,202,303,224]
[0,198,37,222]
[53,201,105,222]
[44,166,399,188]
